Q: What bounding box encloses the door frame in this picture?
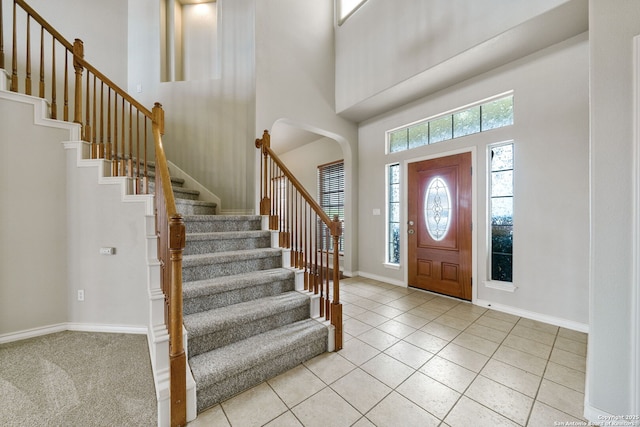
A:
[403,147,478,303]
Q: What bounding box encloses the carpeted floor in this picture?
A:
[0,331,157,427]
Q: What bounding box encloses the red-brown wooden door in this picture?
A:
[408,153,472,300]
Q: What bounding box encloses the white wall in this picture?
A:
[335,0,587,121]
[279,137,343,197]
[587,0,640,420]
[65,151,150,328]
[358,33,589,328]
[17,0,129,89]
[129,0,256,213]
[254,0,359,273]
[0,94,70,335]
[0,91,152,337]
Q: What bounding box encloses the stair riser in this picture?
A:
[182,255,282,282]
[188,304,310,357]
[149,183,199,200]
[196,335,327,412]
[184,220,262,233]
[184,236,271,255]
[177,203,217,216]
[183,278,295,315]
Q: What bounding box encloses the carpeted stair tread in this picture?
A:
[189,319,328,394]
[184,292,312,357]
[182,215,262,233]
[184,230,271,254]
[186,230,271,241]
[183,248,282,267]
[182,268,295,315]
[176,199,217,215]
[145,169,185,187]
[184,291,309,337]
[183,268,293,299]
[150,182,199,199]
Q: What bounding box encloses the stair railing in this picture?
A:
[255,130,343,350]
[2,1,187,425]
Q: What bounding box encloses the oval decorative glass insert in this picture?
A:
[424,177,452,241]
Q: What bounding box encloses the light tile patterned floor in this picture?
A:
[189,277,588,427]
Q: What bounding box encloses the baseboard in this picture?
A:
[352,272,588,333]
[475,298,589,333]
[0,323,68,344]
[584,402,640,427]
[355,271,406,287]
[0,323,147,344]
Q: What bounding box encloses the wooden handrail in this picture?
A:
[3,1,187,425]
[255,130,343,350]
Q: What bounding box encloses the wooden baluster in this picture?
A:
[106,88,112,161]
[120,97,125,175]
[306,202,311,288]
[85,74,91,144]
[325,226,330,320]
[319,219,325,318]
[98,81,104,158]
[136,110,140,193]
[128,103,133,178]
[51,37,57,119]
[25,15,31,95]
[10,1,17,91]
[0,0,4,69]
[38,27,44,98]
[89,73,96,155]
[72,39,83,127]
[113,94,119,176]
[63,49,68,121]
[143,118,148,193]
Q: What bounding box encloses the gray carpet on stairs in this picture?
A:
[180,213,328,413]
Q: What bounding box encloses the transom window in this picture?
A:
[387,94,514,154]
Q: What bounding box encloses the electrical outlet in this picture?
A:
[77,289,84,301]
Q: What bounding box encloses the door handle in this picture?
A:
[408,229,415,234]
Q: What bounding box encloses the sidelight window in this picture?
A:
[387,163,401,264]
[489,142,514,282]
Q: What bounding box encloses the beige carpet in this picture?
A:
[0,331,157,426]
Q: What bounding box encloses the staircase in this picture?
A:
[155,165,329,413]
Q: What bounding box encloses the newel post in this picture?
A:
[169,215,187,427]
[330,215,343,350]
[153,102,165,135]
[72,39,84,128]
[255,130,271,216]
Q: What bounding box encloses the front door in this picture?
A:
[408,152,472,300]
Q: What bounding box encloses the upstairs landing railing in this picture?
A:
[256,130,343,350]
[1,1,187,425]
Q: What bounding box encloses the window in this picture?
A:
[489,143,514,282]
[388,94,514,154]
[337,0,368,24]
[387,163,400,264]
[318,160,344,253]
